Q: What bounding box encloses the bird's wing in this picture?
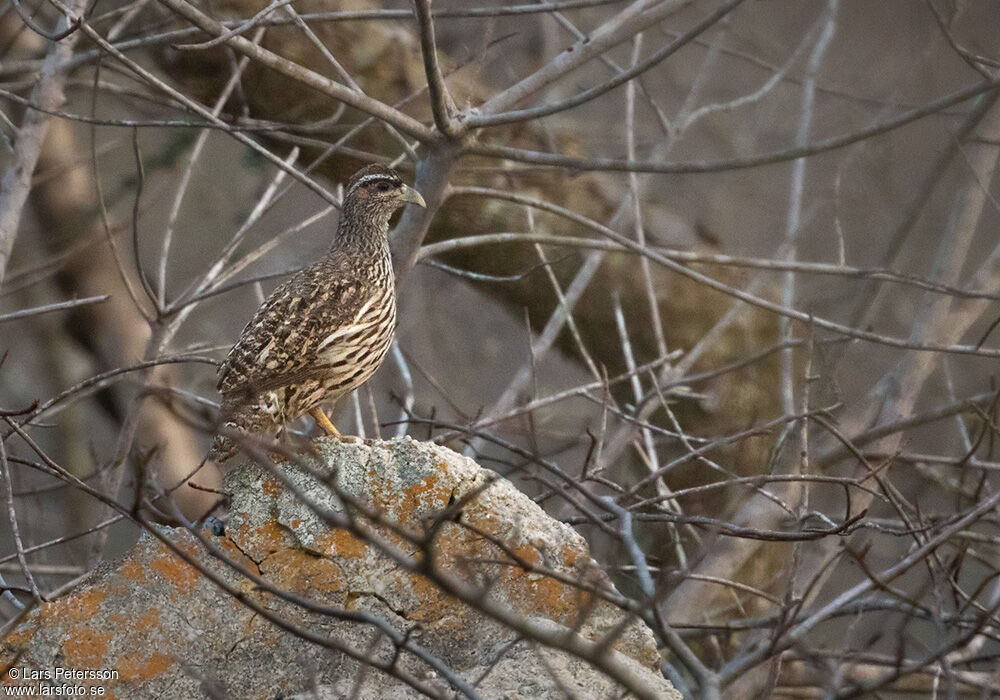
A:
[217,264,365,398]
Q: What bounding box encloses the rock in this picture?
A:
[2,437,679,699]
[287,635,672,700]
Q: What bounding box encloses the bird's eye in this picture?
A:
[377,181,391,192]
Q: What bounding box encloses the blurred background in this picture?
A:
[3,0,1000,696]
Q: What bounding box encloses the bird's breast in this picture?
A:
[316,284,396,391]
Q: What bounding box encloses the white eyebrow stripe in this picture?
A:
[347,173,401,195]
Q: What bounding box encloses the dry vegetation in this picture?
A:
[3,0,1000,697]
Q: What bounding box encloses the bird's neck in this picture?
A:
[331,204,392,260]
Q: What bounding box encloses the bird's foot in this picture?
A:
[337,434,370,445]
[310,408,342,438]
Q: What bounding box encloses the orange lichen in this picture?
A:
[261,548,346,597]
[512,545,542,567]
[62,628,111,668]
[529,576,577,621]
[247,521,289,554]
[459,504,505,540]
[322,529,368,559]
[406,572,458,627]
[392,474,441,522]
[133,609,162,634]
[64,588,109,622]
[118,651,174,681]
[430,524,477,569]
[150,552,200,594]
[218,537,258,572]
[33,588,108,632]
[261,479,282,496]
[1,624,37,649]
[368,523,412,554]
[468,543,590,624]
[116,559,147,584]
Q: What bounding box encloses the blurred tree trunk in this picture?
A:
[29,119,220,520]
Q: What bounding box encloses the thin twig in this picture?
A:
[0,0,89,286]
[0,295,108,324]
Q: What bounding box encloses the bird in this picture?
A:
[208,163,425,462]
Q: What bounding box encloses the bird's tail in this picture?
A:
[209,400,272,464]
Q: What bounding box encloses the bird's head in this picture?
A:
[343,164,426,223]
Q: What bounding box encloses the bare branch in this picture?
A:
[0,295,108,324]
[0,0,88,286]
[154,0,435,142]
[413,0,457,137]
[467,77,1000,173]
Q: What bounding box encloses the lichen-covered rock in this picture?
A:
[1,437,678,699]
[288,635,672,700]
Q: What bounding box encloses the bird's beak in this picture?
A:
[400,184,426,208]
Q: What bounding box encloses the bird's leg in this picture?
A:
[310,408,341,438]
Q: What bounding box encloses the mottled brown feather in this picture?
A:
[208,163,418,463]
[217,258,365,398]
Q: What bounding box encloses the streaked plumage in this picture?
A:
[209,164,425,462]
